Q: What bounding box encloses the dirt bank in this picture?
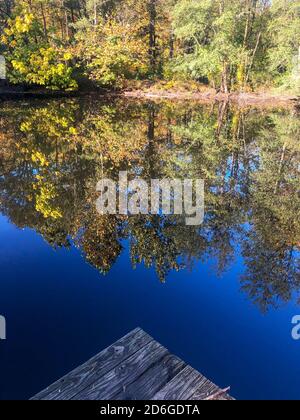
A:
[122,89,299,108]
[1,84,298,109]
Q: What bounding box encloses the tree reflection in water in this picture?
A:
[0,98,299,312]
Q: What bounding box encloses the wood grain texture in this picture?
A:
[74,340,169,400]
[113,354,186,400]
[189,379,226,400]
[31,328,234,401]
[32,328,152,400]
[151,366,216,400]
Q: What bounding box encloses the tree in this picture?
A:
[171,0,271,92]
[73,11,148,88]
[0,0,299,92]
[1,1,77,89]
[268,0,300,92]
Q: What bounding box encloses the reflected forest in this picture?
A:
[0,98,299,312]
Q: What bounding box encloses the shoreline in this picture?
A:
[122,89,299,108]
[0,86,298,108]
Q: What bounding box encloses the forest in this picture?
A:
[0,0,299,93]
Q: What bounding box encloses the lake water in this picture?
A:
[0,97,299,400]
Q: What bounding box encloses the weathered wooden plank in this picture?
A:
[189,378,226,400]
[74,340,169,400]
[32,328,234,401]
[199,387,234,401]
[32,328,153,400]
[113,354,186,400]
[151,365,218,400]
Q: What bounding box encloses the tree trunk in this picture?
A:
[40,4,48,41]
[169,30,175,60]
[274,143,287,194]
[94,0,97,27]
[65,10,69,39]
[245,31,261,86]
[221,63,229,93]
[148,0,157,75]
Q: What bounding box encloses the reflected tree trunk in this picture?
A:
[274,143,287,194]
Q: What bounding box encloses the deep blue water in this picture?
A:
[0,214,300,400]
[0,98,300,400]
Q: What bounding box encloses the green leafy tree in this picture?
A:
[268,0,300,92]
[1,2,77,90]
[171,0,271,92]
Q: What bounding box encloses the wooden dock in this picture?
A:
[31,328,233,400]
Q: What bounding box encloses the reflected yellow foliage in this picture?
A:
[0,98,299,311]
